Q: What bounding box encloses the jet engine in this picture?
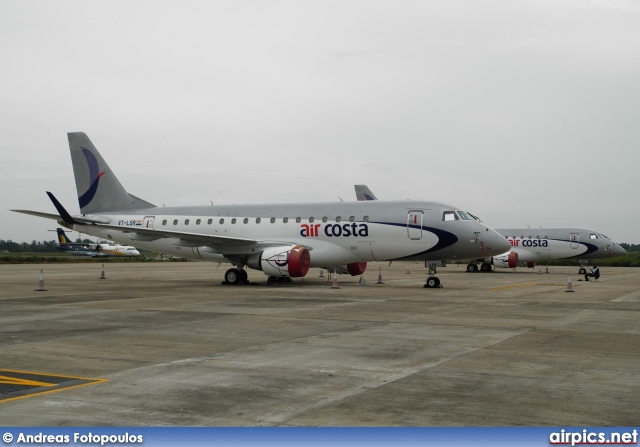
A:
[490,251,519,268]
[324,262,367,276]
[248,245,310,278]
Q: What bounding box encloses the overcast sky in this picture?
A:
[2,0,639,245]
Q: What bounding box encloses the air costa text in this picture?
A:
[508,239,549,248]
[300,223,369,238]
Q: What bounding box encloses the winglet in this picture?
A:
[46,192,79,225]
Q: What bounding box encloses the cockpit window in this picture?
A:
[599,233,609,239]
[456,211,475,221]
[443,211,458,221]
[590,234,597,239]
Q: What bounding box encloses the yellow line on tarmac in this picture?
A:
[0,375,55,387]
[491,282,584,291]
[491,282,540,291]
[0,369,108,403]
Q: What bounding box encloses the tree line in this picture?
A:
[0,238,93,253]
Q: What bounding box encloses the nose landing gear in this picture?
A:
[423,264,442,288]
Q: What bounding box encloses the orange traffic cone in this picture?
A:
[375,267,385,284]
[34,269,47,291]
[330,268,340,289]
[565,276,574,292]
[99,264,106,279]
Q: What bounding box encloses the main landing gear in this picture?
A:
[223,267,293,285]
[466,263,492,272]
[224,267,250,285]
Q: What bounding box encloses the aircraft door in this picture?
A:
[407,211,423,240]
[570,233,579,249]
[143,216,155,229]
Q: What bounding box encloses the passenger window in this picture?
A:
[231,218,236,224]
[219,218,224,224]
[185,219,190,225]
[363,216,369,222]
[443,211,457,221]
[349,216,355,222]
[309,217,315,223]
[283,217,288,223]
[162,220,167,225]
[243,218,248,224]
[208,219,212,225]
[173,219,178,225]
[256,218,261,224]
[270,217,276,223]
[296,217,301,223]
[196,219,201,225]
[336,216,341,222]
[322,217,328,223]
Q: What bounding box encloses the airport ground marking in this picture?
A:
[490,282,584,291]
[0,368,107,403]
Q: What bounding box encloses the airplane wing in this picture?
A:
[88,222,309,255]
[11,209,109,224]
[14,192,306,255]
[93,223,258,246]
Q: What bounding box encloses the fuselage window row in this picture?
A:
[160,216,371,227]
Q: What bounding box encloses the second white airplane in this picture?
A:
[353,185,626,274]
[13,133,511,288]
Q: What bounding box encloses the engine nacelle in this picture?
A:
[490,251,519,268]
[249,245,311,278]
[324,262,368,276]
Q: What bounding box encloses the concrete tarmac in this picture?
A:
[0,262,639,426]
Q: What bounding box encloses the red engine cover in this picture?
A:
[287,245,311,278]
[508,251,519,268]
[347,262,367,276]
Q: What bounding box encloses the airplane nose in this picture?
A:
[613,244,626,256]
[479,227,511,256]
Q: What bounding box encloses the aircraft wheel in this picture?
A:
[424,277,440,288]
[578,267,586,275]
[466,263,478,273]
[225,268,242,285]
[480,264,492,272]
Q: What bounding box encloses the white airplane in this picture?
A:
[353,185,627,274]
[12,133,510,288]
[466,228,626,274]
[55,228,140,257]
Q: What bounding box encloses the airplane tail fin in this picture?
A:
[56,228,69,246]
[354,185,378,201]
[67,132,156,214]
